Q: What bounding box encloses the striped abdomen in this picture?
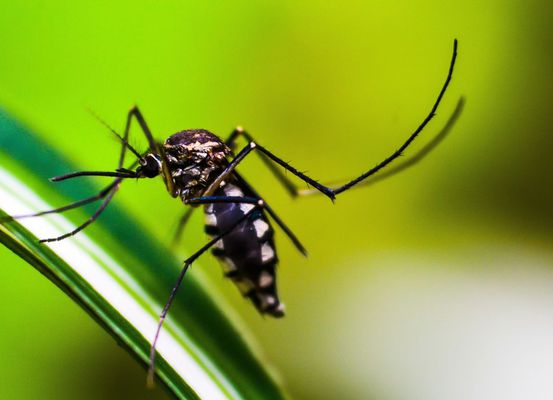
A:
[204,182,285,317]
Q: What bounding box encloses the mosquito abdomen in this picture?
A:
[204,182,285,317]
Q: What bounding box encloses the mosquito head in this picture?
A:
[136,153,162,178]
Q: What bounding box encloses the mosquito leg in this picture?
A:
[186,195,306,256]
[298,96,466,196]
[1,153,145,228]
[234,172,307,256]
[124,106,157,154]
[38,108,150,239]
[124,106,176,196]
[329,40,458,195]
[147,200,263,386]
[50,170,136,182]
[194,172,307,255]
[39,180,121,242]
[201,142,256,196]
[25,106,163,241]
[40,107,168,241]
[203,140,334,200]
[225,127,299,198]
[17,109,148,238]
[87,108,144,166]
[217,39,458,201]
[171,196,263,248]
[1,181,120,222]
[200,142,310,253]
[185,196,260,205]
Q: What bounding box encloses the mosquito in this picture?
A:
[3,39,459,383]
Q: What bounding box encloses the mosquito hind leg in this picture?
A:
[220,39,458,200]
[225,127,300,198]
[297,96,466,196]
[147,199,264,386]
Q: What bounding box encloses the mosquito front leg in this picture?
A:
[39,184,121,242]
[1,180,120,223]
[9,104,176,241]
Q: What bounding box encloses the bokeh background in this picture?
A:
[1,1,552,399]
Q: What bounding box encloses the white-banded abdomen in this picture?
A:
[204,182,285,317]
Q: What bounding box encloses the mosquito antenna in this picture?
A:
[87,108,144,161]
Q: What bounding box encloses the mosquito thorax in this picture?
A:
[164,129,231,201]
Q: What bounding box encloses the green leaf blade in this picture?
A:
[0,110,285,400]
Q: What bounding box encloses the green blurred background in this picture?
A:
[1,1,552,399]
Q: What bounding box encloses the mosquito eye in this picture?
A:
[139,155,161,178]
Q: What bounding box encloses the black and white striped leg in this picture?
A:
[147,199,264,386]
[216,39,458,200]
